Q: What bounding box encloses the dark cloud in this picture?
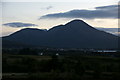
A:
[3,22,38,28]
[40,5,118,19]
[46,6,53,10]
[41,6,53,10]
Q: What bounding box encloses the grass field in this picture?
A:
[2,50,120,80]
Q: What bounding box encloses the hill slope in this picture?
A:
[3,19,118,49]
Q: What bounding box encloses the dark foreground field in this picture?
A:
[2,48,120,80]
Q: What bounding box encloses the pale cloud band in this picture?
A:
[40,5,119,19]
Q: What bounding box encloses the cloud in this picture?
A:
[40,5,118,19]
[41,6,53,10]
[46,6,53,10]
[3,22,38,28]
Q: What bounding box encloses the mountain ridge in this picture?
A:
[3,19,118,49]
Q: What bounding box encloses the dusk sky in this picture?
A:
[1,0,119,36]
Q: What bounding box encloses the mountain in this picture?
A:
[3,19,118,49]
[96,28,119,36]
[2,39,31,48]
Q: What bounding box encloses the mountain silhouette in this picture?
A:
[3,19,118,49]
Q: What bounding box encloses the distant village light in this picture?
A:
[41,53,43,55]
[56,53,59,56]
[95,50,117,53]
[38,53,43,56]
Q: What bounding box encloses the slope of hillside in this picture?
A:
[3,19,118,49]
